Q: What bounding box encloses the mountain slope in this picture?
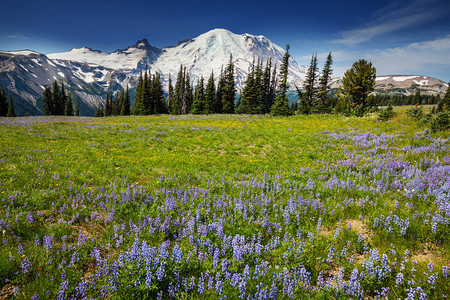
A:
[48,39,161,71]
[0,50,135,115]
[151,29,307,88]
[330,75,448,96]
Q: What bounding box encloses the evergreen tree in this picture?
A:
[7,96,15,117]
[173,65,185,115]
[260,59,276,114]
[204,71,216,114]
[253,60,263,112]
[167,75,175,113]
[300,53,319,114]
[222,54,236,113]
[191,77,205,114]
[114,90,124,116]
[215,68,225,113]
[94,105,104,117]
[437,84,450,112]
[57,83,67,115]
[121,86,131,115]
[142,67,152,115]
[239,62,259,114]
[183,71,193,114]
[64,93,73,116]
[153,73,167,114]
[0,89,8,116]
[133,71,145,115]
[414,89,421,105]
[271,45,292,116]
[104,92,112,116]
[316,52,333,113]
[75,103,80,116]
[51,81,60,115]
[339,59,376,116]
[42,87,53,115]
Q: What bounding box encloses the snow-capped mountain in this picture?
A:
[150,29,307,89]
[48,29,307,90]
[330,75,448,96]
[1,29,448,116]
[48,38,161,71]
[0,50,135,115]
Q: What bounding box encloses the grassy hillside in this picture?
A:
[0,109,448,298]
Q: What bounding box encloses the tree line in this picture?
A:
[39,47,448,118]
[0,89,15,117]
[95,88,131,117]
[42,81,79,116]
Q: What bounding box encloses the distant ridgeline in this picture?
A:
[0,29,448,116]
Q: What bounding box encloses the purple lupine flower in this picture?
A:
[172,244,183,263]
[215,272,223,295]
[74,280,88,298]
[56,280,69,300]
[396,273,404,285]
[197,276,205,294]
[156,262,165,280]
[213,248,220,269]
[43,234,54,251]
[21,257,32,274]
[26,212,34,224]
[442,266,448,278]
[18,243,24,254]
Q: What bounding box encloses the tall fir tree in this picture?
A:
[104,92,112,116]
[153,73,167,114]
[271,45,292,116]
[133,71,145,115]
[183,71,193,114]
[167,75,175,113]
[437,84,450,112]
[173,65,185,115]
[239,61,259,114]
[42,87,53,115]
[7,96,15,117]
[64,93,74,116]
[142,67,152,115]
[57,82,67,115]
[94,105,104,117]
[75,103,80,116]
[260,59,276,114]
[339,59,376,116]
[316,52,333,113]
[215,68,225,113]
[51,81,60,115]
[300,53,319,114]
[222,54,236,113]
[204,71,216,114]
[191,77,205,114]
[0,89,9,116]
[121,86,131,115]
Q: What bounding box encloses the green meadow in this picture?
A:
[0,109,449,299]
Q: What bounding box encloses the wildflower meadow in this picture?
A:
[0,109,448,299]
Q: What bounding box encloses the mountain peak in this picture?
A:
[133,38,151,49]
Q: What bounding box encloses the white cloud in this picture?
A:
[368,35,450,75]
[2,34,29,39]
[320,36,450,80]
[333,0,449,45]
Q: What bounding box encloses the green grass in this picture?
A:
[0,110,448,299]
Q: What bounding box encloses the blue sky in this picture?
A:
[1,0,449,81]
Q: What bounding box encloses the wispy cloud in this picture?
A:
[324,35,450,80]
[333,0,449,45]
[368,35,450,75]
[2,34,29,39]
